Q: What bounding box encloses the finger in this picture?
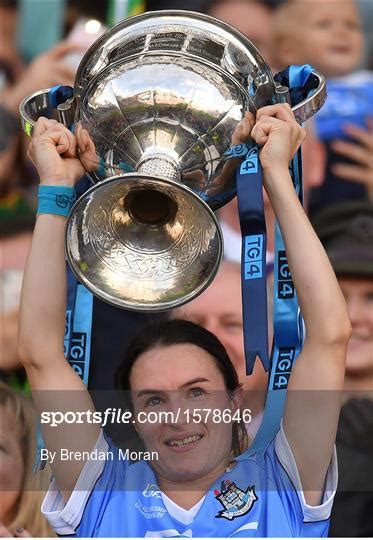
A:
[33,117,59,137]
[76,126,86,154]
[85,133,97,155]
[251,121,274,145]
[47,40,87,60]
[331,140,373,167]
[255,115,290,128]
[14,527,32,537]
[332,163,373,185]
[61,129,77,158]
[256,103,294,123]
[0,523,12,537]
[232,123,249,145]
[36,126,71,154]
[55,131,72,155]
[243,111,255,130]
[27,141,34,163]
[252,116,287,143]
[241,115,254,138]
[80,129,97,155]
[54,62,78,83]
[342,123,373,146]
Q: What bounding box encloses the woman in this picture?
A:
[18,105,351,537]
[0,383,55,537]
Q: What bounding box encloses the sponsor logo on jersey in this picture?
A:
[214,480,258,520]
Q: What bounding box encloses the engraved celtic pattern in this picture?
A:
[85,181,215,282]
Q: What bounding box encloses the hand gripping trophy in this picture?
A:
[20,10,326,312]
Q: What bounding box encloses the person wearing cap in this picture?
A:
[313,200,373,537]
[313,200,373,394]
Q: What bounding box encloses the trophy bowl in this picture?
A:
[20,10,326,311]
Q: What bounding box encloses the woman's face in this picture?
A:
[0,407,24,524]
[130,344,242,484]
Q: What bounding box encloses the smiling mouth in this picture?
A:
[166,434,203,448]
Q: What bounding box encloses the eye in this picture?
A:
[145,396,163,407]
[346,20,361,31]
[224,321,242,334]
[314,19,332,29]
[188,387,206,398]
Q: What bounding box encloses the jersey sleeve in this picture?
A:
[273,421,338,524]
[41,431,122,535]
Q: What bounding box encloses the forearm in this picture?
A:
[265,168,351,344]
[19,214,67,362]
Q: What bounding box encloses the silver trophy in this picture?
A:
[20,10,326,311]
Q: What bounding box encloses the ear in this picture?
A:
[231,385,244,412]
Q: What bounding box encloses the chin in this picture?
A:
[321,58,359,77]
[161,463,207,483]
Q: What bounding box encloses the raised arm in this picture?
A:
[251,104,351,504]
[18,119,100,499]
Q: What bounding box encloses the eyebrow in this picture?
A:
[136,378,210,398]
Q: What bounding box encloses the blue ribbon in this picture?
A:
[49,85,74,108]
[235,146,270,374]
[64,177,94,387]
[247,66,313,454]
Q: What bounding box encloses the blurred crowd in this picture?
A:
[0,0,372,537]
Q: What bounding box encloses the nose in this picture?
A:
[204,319,221,339]
[164,392,187,428]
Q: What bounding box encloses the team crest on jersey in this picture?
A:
[142,482,162,498]
[214,480,258,520]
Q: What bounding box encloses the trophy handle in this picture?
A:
[274,70,326,124]
[19,86,75,137]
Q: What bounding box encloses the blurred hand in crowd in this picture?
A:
[0,41,84,116]
[331,120,373,199]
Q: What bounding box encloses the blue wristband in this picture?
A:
[37,185,75,217]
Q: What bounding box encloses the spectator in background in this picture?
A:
[313,200,373,538]
[0,41,83,198]
[0,382,55,537]
[0,40,83,389]
[202,0,325,266]
[205,0,280,70]
[272,0,373,215]
[178,261,269,438]
[0,216,34,391]
[313,202,373,395]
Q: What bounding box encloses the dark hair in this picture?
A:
[116,319,248,456]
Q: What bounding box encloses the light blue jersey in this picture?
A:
[315,70,373,141]
[42,425,337,537]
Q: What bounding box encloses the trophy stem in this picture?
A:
[123,156,181,227]
[136,156,181,182]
